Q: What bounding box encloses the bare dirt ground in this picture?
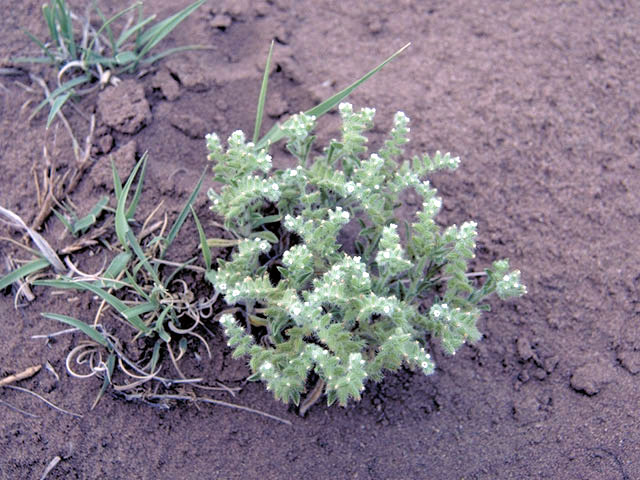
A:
[1,1,639,478]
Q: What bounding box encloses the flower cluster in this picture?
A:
[205,104,526,407]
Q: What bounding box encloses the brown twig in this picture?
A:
[299,377,325,417]
[0,365,41,387]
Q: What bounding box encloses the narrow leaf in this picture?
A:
[41,312,109,347]
[256,43,411,150]
[136,0,205,58]
[191,206,211,270]
[0,258,50,291]
[160,167,206,258]
[253,40,274,144]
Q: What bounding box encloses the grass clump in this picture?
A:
[13,0,206,127]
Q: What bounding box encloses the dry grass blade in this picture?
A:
[144,393,292,426]
[40,456,61,480]
[0,398,39,418]
[4,385,82,418]
[29,112,95,232]
[0,206,64,272]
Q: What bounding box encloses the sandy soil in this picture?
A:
[1,1,639,478]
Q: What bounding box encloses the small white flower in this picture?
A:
[289,169,298,177]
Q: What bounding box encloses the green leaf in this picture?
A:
[256,43,411,150]
[115,51,138,65]
[16,28,56,64]
[253,40,274,144]
[126,153,148,220]
[35,279,150,334]
[126,229,161,286]
[250,231,278,244]
[99,252,132,288]
[191,206,211,270]
[206,238,242,248]
[46,90,71,129]
[0,258,50,291]
[122,302,158,321]
[115,154,147,248]
[160,167,206,258]
[116,13,156,49]
[84,1,142,64]
[42,4,59,50]
[72,196,109,234]
[41,312,109,347]
[136,0,205,59]
[92,353,115,410]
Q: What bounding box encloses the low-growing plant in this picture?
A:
[206,105,527,408]
[13,0,206,127]
[2,154,216,407]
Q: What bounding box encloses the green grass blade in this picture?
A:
[17,29,56,63]
[28,74,89,124]
[41,312,109,347]
[116,14,156,50]
[115,155,146,247]
[52,208,74,234]
[0,258,50,290]
[99,252,131,289]
[125,152,148,220]
[124,270,149,299]
[103,252,131,279]
[191,206,210,270]
[35,279,150,334]
[160,168,206,259]
[122,302,158,321]
[46,91,71,128]
[91,3,116,54]
[84,1,142,63]
[72,196,108,234]
[126,229,161,286]
[42,4,59,50]
[149,339,163,372]
[253,40,274,144]
[111,158,123,199]
[91,352,115,410]
[11,56,55,64]
[161,257,196,288]
[136,0,205,59]
[206,238,242,248]
[256,43,411,150]
[114,51,137,65]
[54,0,75,58]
